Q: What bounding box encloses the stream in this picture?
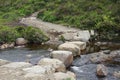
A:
[0,45,50,65]
[0,42,120,80]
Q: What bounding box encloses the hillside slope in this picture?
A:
[0,0,120,41]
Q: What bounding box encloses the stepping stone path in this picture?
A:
[58,41,86,56]
[0,41,87,80]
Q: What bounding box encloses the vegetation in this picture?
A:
[0,26,20,44]
[0,26,48,44]
[0,0,120,41]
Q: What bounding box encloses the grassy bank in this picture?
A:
[0,0,120,41]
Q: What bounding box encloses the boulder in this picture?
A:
[68,41,86,50]
[1,62,32,69]
[38,58,66,72]
[58,43,81,56]
[50,50,73,67]
[53,72,76,80]
[0,59,10,66]
[73,30,90,42]
[16,38,27,46]
[96,64,108,77]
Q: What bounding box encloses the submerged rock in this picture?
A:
[50,50,73,67]
[96,64,108,77]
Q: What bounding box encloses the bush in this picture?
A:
[0,26,49,44]
[23,26,49,43]
[95,21,120,41]
[0,26,20,44]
